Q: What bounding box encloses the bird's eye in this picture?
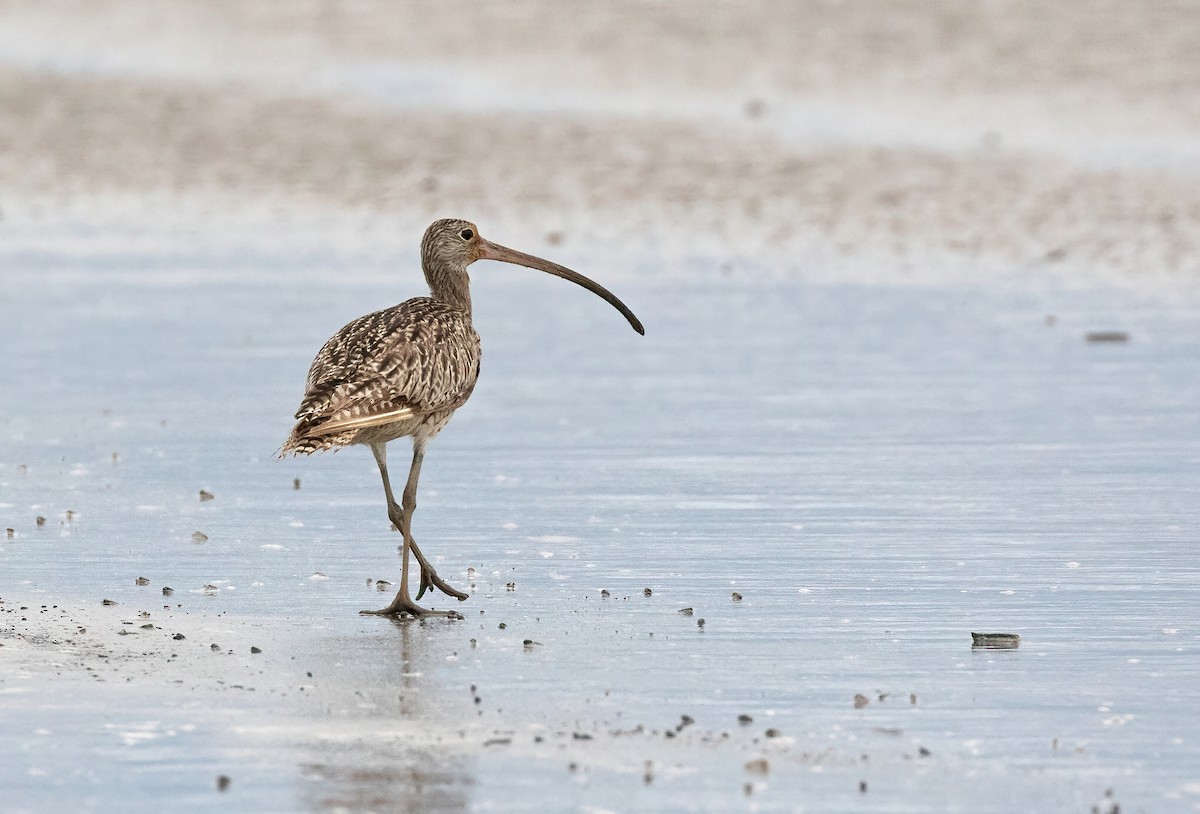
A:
[459,228,474,240]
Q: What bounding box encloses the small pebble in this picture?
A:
[376,580,392,591]
[738,714,753,725]
[677,607,694,616]
[1085,331,1130,343]
[216,775,231,792]
[764,728,780,738]
[910,693,917,705]
[199,489,215,502]
[854,694,870,709]
[918,746,931,757]
[498,622,506,629]
[744,98,767,118]
[250,646,262,654]
[101,599,117,606]
[859,781,868,793]
[744,758,769,775]
[971,632,1020,649]
[191,531,208,544]
[600,589,610,598]
[643,587,652,597]
[36,516,46,527]
[292,478,301,490]
[162,587,174,596]
[135,577,150,586]
[210,643,220,651]
[731,592,742,601]
[173,633,185,640]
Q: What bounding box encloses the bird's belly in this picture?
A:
[351,409,457,447]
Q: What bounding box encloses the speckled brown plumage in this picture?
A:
[281,297,481,455]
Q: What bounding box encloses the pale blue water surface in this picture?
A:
[1,240,1199,813]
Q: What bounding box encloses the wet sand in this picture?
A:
[4,271,1199,811]
[2,2,1200,812]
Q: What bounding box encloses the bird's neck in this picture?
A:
[423,257,473,317]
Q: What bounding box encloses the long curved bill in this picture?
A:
[477,239,645,335]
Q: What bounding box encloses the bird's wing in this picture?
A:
[295,404,420,436]
[284,298,480,450]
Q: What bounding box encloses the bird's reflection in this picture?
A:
[298,617,473,813]
[303,761,472,814]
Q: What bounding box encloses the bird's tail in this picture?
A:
[278,421,353,458]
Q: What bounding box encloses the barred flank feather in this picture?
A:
[281,295,481,456]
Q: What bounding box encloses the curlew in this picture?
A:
[281,219,644,617]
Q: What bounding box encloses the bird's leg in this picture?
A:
[361,518,443,617]
[371,442,469,601]
[400,444,470,602]
[361,442,465,617]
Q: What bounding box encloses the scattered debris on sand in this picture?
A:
[971,632,1021,649]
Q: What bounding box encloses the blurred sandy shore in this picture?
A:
[1,0,1199,290]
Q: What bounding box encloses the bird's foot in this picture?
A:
[415,566,470,602]
[405,540,470,601]
[360,597,464,619]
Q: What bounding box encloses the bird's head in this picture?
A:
[420,218,644,335]
[421,218,483,268]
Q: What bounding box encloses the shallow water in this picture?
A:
[2,255,1199,812]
